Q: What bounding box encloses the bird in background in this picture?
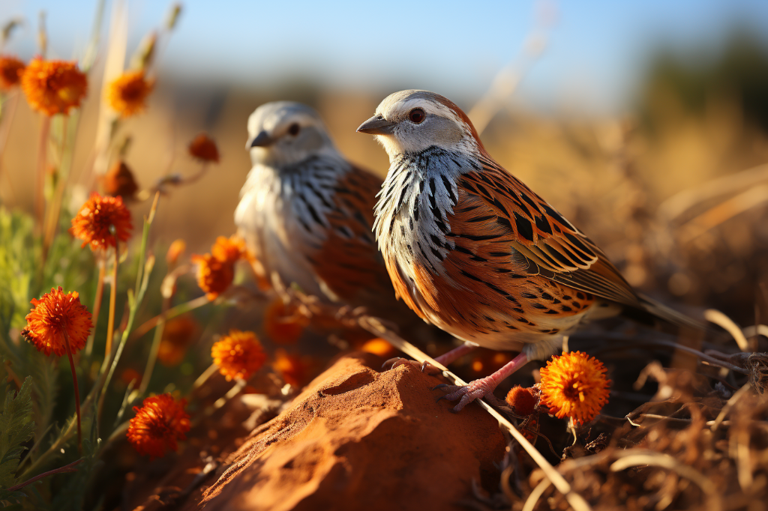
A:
[357,90,704,411]
[235,101,426,330]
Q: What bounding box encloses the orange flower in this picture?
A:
[211,329,267,381]
[273,349,310,387]
[21,57,87,116]
[102,160,139,200]
[166,239,186,266]
[263,298,308,345]
[539,351,611,426]
[192,253,234,300]
[505,385,538,416]
[211,235,245,264]
[157,315,199,367]
[127,394,190,459]
[106,70,153,117]
[188,133,219,163]
[0,56,25,90]
[70,193,133,252]
[21,287,93,357]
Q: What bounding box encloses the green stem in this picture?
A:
[138,298,169,396]
[85,262,106,358]
[104,239,119,362]
[62,331,82,454]
[129,295,208,343]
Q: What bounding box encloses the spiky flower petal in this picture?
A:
[211,235,245,264]
[539,351,611,425]
[0,55,25,90]
[70,193,133,252]
[211,329,267,381]
[21,57,87,116]
[192,253,234,300]
[188,133,219,163]
[127,394,190,459]
[22,288,93,357]
[106,70,153,117]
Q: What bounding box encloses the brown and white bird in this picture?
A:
[235,101,421,328]
[357,90,702,411]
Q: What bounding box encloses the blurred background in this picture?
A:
[1,0,767,323]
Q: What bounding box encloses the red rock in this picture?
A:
[201,352,506,511]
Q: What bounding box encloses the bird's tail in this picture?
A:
[623,293,708,334]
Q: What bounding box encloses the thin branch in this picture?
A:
[6,459,83,492]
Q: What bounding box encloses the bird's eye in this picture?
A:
[288,123,300,136]
[408,108,426,124]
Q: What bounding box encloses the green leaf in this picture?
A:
[0,377,36,489]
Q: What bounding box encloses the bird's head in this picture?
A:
[356,90,484,160]
[246,101,337,167]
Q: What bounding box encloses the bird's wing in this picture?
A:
[450,155,642,308]
[308,165,397,305]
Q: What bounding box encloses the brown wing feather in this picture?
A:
[456,156,642,308]
[308,165,411,320]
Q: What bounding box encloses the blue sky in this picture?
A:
[2,0,768,113]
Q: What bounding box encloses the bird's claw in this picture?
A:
[382,357,441,375]
[432,380,496,412]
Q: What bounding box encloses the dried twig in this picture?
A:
[610,450,722,511]
[705,309,749,352]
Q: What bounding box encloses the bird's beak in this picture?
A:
[356,115,395,135]
[247,130,274,149]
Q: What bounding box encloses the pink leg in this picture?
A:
[383,342,477,374]
[435,352,529,412]
[434,342,477,366]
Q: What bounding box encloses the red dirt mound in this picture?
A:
[200,352,506,511]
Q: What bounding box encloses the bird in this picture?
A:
[235,101,426,330]
[357,90,703,411]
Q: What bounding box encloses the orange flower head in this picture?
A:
[211,329,267,381]
[70,193,133,252]
[106,70,153,117]
[188,133,219,163]
[103,160,139,200]
[505,385,538,416]
[263,298,308,345]
[539,351,611,426]
[21,287,93,357]
[127,394,190,459]
[0,56,25,90]
[211,235,245,264]
[273,349,310,387]
[21,57,87,116]
[166,239,186,266]
[157,315,199,367]
[192,253,234,300]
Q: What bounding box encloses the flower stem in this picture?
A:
[85,261,106,358]
[62,331,82,454]
[6,459,84,492]
[192,363,218,391]
[129,295,209,342]
[105,239,119,361]
[35,115,51,233]
[138,297,170,396]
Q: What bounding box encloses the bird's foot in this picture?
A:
[381,357,442,375]
[433,376,501,412]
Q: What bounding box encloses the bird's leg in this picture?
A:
[383,342,477,374]
[433,342,477,366]
[434,352,529,412]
